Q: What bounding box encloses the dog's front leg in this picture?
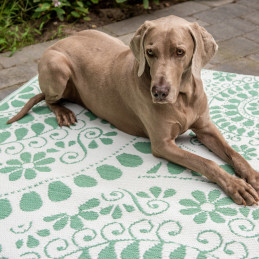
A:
[192,119,259,197]
[151,137,259,206]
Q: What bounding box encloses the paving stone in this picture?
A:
[244,29,259,43]
[219,37,259,58]
[194,3,252,24]
[101,14,158,36]
[96,26,117,36]
[183,16,210,27]
[197,0,235,7]
[0,40,58,69]
[206,17,256,42]
[242,12,259,25]
[153,1,209,18]
[0,63,38,90]
[0,84,21,101]
[209,46,236,65]
[248,53,259,62]
[206,23,243,42]
[118,32,135,46]
[237,0,259,10]
[212,57,259,76]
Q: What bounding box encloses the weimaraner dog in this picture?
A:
[8,15,259,206]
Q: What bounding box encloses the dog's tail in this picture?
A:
[6,93,45,124]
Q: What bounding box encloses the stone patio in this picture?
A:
[0,0,258,100]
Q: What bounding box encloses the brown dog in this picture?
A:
[7,15,259,206]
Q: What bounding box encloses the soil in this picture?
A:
[36,0,188,42]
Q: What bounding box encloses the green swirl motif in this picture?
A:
[209,81,259,138]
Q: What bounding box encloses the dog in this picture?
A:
[7,15,259,206]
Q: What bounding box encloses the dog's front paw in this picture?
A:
[245,170,259,195]
[223,177,259,206]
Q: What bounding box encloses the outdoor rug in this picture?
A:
[0,69,258,259]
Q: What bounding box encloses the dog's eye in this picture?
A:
[147,49,154,57]
[176,49,185,56]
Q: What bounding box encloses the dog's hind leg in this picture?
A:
[39,50,77,127]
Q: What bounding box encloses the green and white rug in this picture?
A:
[0,70,258,259]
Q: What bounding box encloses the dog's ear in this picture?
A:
[130,21,153,77]
[189,23,218,76]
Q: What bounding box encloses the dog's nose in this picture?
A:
[152,85,169,100]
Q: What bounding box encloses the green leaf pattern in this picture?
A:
[0,72,258,257]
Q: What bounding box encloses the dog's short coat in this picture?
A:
[8,15,259,206]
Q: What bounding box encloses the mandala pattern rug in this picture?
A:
[0,70,258,259]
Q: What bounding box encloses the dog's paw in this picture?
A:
[55,107,77,127]
[245,170,259,195]
[224,177,259,206]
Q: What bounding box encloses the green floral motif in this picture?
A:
[209,82,259,139]
[212,71,236,82]
[44,198,100,231]
[180,190,237,224]
[10,222,50,251]
[0,152,55,181]
[232,144,257,160]
[136,186,176,199]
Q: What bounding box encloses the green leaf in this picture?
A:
[14,128,28,140]
[239,207,250,217]
[147,162,162,174]
[0,132,11,143]
[209,211,225,223]
[192,190,207,204]
[11,100,25,107]
[16,239,23,249]
[116,153,143,167]
[163,188,176,198]
[121,241,139,259]
[167,162,185,174]
[37,229,50,237]
[70,215,84,230]
[208,190,221,202]
[43,213,67,222]
[98,242,117,259]
[179,199,199,207]
[100,138,113,145]
[133,142,152,154]
[97,165,122,180]
[79,198,100,211]
[88,140,98,149]
[100,205,113,215]
[71,11,80,17]
[143,243,162,259]
[136,192,150,198]
[224,105,237,109]
[170,245,186,259]
[217,207,237,216]
[27,235,39,248]
[103,131,117,136]
[194,211,207,224]
[149,186,162,198]
[31,123,45,135]
[123,204,135,212]
[214,197,233,206]
[55,141,65,148]
[79,211,99,220]
[9,170,23,181]
[85,111,97,121]
[53,216,69,230]
[112,205,122,219]
[252,209,259,220]
[143,0,149,9]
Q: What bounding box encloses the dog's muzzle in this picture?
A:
[152,85,169,101]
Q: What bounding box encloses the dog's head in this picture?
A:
[130,15,218,104]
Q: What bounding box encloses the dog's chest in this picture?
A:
[172,98,198,134]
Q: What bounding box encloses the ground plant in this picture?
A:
[0,0,160,55]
